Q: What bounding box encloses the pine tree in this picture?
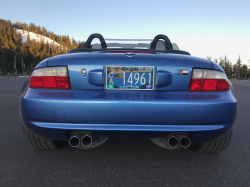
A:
[242,64,248,79]
[34,27,39,36]
[248,60,250,80]
[236,56,242,79]
[229,61,232,79]
[21,57,25,74]
[78,41,85,48]
[219,57,225,70]
[13,55,17,74]
[0,19,81,75]
[206,56,212,60]
[27,32,31,43]
[38,26,41,35]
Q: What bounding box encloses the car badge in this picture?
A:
[125,52,136,57]
[176,70,189,75]
[81,68,87,76]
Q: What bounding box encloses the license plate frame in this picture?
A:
[106,66,154,90]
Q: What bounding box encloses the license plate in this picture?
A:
[106,66,154,90]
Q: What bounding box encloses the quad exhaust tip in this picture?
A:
[164,135,191,149]
[69,133,93,147]
[177,135,191,148]
[69,135,81,147]
[81,135,92,147]
[164,135,179,148]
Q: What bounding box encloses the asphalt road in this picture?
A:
[0,78,249,187]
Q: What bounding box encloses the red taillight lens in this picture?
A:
[189,78,229,91]
[189,79,204,91]
[56,76,71,89]
[203,79,217,90]
[189,69,229,92]
[216,79,229,91]
[42,76,57,88]
[29,76,43,88]
[29,67,71,90]
[105,51,154,54]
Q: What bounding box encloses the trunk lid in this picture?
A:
[47,52,212,91]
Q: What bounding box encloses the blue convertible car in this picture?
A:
[20,34,237,152]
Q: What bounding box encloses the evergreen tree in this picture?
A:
[27,32,31,43]
[38,26,41,35]
[248,60,250,80]
[78,41,85,48]
[242,64,248,79]
[219,57,225,70]
[206,56,212,60]
[236,56,242,79]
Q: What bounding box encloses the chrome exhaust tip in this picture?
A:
[81,135,92,147]
[177,135,191,148]
[69,134,82,147]
[164,135,179,148]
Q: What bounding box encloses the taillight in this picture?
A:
[29,67,71,89]
[189,69,229,91]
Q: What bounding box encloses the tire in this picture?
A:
[190,130,233,153]
[22,125,65,150]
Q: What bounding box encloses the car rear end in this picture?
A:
[20,51,237,151]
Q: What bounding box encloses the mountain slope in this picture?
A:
[16,29,64,48]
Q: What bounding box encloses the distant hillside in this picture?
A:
[0,19,81,75]
[16,29,64,49]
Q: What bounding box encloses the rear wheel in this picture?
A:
[190,130,233,153]
[23,125,65,150]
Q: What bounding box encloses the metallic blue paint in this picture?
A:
[47,53,212,91]
[21,89,237,142]
[55,111,65,121]
[24,121,233,143]
[156,70,172,87]
[21,52,237,143]
[68,65,103,90]
[88,69,104,86]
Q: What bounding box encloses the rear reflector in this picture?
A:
[189,69,229,92]
[104,51,154,54]
[29,67,71,89]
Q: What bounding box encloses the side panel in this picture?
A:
[68,65,104,90]
[156,66,192,91]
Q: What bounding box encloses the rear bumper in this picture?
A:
[20,89,237,142]
[24,120,234,143]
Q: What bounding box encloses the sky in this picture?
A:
[1,0,250,64]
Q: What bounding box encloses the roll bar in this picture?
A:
[149,34,173,50]
[83,33,107,49]
[83,33,174,51]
